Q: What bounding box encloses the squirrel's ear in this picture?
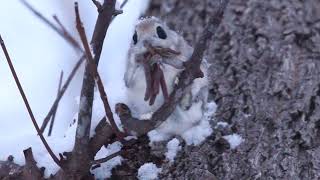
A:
[156,26,167,39]
[133,31,138,45]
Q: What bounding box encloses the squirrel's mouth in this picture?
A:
[142,42,184,69]
[135,43,182,106]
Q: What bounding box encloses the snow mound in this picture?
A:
[165,138,181,162]
[137,163,162,180]
[223,134,244,149]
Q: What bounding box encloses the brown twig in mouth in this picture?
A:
[140,43,176,105]
[159,67,169,100]
[144,42,181,58]
[149,64,161,105]
[140,52,169,106]
[142,54,153,101]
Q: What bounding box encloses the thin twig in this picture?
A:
[22,0,86,133]
[120,0,129,9]
[40,55,85,133]
[0,35,61,167]
[53,15,68,35]
[21,0,82,51]
[91,151,122,165]
[48,71,64,136]
[75,3,122,136]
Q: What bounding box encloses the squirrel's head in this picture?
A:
[130,17,182,56]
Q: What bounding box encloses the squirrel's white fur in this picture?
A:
[124,17,208,140]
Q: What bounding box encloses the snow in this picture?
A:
[165,138,181,162]
[137,163,162,180]
[0,132,75,176]
[181,119,213,145]
[91,141,123,179]
[223,134,244,149]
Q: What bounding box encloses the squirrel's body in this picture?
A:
[124,17,208,140]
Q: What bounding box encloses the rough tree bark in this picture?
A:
[147,0,320,179]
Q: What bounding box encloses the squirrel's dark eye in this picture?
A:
[133,31,138,45]
[156,26,167,39]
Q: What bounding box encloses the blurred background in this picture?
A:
[0,0,149,168]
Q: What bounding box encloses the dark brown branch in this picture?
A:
[74,1,125,165]
[48,71,64,136]
[40,55,85,133]
[21,0,82,51]
[66,2,121,177]
[74,0,118,159]
[75,2,122,136]
[116,0,229,135]
[0,35,62,167]
[120,0,129,9]
[91,151,122,165]
[92,0,103,12]
[91,0,117,61]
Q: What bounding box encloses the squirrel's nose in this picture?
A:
[142,40,151,48]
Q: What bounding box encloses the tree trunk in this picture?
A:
[146,0,320,179]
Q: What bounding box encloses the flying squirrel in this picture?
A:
[123,17,209,139]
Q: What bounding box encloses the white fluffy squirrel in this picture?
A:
[123,17,209,140]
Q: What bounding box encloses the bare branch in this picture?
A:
[92,0,103,12]
[65,2,120,176]
[120,0,129,9]
[0,35,62,167]
[21,0,86,133]
[48,71,64,136]
[21,0,82,51]
[91,151,122,165]
[91,0,117,60]
[40,55,85,133]
[75,2,122,137]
